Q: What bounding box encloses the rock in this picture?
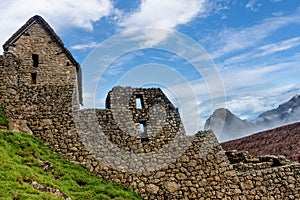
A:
[287,176,296,184]
[241,180,254,190]
[146,184,159,194]
[8,119,33,135]
[188,160,197,167]
[165,182,179,193]
[180,155,189,162]
[156,171,165,178]
[176,173,187,180]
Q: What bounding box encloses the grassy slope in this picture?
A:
[0,130,142,200]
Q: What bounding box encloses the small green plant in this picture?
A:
[0,107,8,127]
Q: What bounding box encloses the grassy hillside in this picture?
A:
[0,130,142,200]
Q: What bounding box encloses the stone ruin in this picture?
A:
[0,15,299,199]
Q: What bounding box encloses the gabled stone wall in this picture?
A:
[4,22,77,86]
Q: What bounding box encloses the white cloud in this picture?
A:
[0,0,113,52]
[208,9,300,59]
[218,62,300,103]
[245,0,261,12]
[117,0,208,46]
[163,59,300,131]
[258,36,300,55]
[71,42,98,50]
[226,96,274,120]
[217,62,300,120]
[225,84,300,120]
[223,36,300,66]
[119,0,207,30]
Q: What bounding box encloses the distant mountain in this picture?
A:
[205,94,300,141]
[204,108,257,141]
[253,94,300,130]
[221,122,300,161]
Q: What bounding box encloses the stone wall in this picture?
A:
[102,86,185,153]
[1,37,300,198]
[74,100,300,199]
[0,53,85,158]
[0,65,299,199]
[237,164,300,199]
[225,150,290,172]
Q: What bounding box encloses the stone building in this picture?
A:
[0,16,299,199]
[2,15,82,104]
[0,15,82,144]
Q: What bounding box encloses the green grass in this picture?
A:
[0,130,142,200]
[0,107,8,127]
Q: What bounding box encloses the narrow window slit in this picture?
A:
[32,54,39,67]
[31,73,37,84]
[139,122,149,142]
[136,95,143,109]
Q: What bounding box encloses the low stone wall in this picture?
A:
[237,164,300,199]
[226,150,290,172]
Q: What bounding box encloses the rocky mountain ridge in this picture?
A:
[253,94,300,130]
[205,94,300,141]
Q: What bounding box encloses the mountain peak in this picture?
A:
[213,108,230,113]
[211,108,232,117]
[205,107,257,142]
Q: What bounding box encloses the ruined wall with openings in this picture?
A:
[0,16,300,199]
[102,86,185,153]
[1,64,299,199]
[73,87,300,199]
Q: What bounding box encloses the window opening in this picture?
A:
[136,95,143,109]
[139,122,149,142]
[32,54,39,67]
[31,73,37,84]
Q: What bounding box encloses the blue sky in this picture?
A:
[1,0,300,135]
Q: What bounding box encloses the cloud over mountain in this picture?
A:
[205,94,300,142]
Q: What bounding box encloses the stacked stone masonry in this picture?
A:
[0,15,299,199]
